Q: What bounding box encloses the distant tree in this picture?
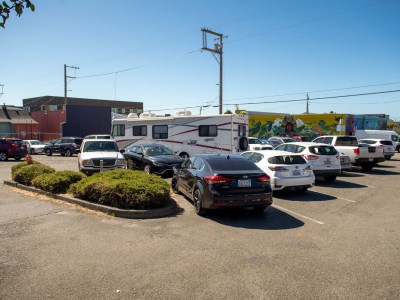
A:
[0,0,35,28]
[224,110,233,114]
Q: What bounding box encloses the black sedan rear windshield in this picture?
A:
[208,157,260,171]
[309,146,337,155]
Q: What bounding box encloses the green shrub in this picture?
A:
[32,170,86,194]
[12,164,55,186]
[69,169,170,209]
[11,160,43,177]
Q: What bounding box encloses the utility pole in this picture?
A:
[306,93,309,114]
[202,28,225,114]
[64,64,79,105]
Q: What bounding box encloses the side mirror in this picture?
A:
[120,149,125,154]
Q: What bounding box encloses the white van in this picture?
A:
[354,130,399,151]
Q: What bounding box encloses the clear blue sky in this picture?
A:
[1,0,400,120]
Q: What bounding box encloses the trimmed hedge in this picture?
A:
[69,169,170,209]
[11,160,42,177]
[12,164,56,186]
[32,170,86,194]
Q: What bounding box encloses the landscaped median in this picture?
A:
[5,156,179,219]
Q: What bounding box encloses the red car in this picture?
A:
[0,138,28,161]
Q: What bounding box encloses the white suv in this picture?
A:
[274,142,341,183]
[78,139,126,175]
[247,137,273,151]
[358,139,395,160]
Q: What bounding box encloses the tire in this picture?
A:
[361,164,374,171]
[171,177,180,194]
[239,137,249,151]
[45,149,52,156]
[385,155,391,160]
[65,149,72,157]
[324,176,337,183]
[30,149,35,155]
[0,151,8,161]
[143,164,151,174]
[14,156,22,161]
[193,188,206,216]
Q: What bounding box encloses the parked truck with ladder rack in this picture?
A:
[111,111,250,157]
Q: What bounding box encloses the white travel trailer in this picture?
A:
[111,111,250,157]
[354,129,399,149]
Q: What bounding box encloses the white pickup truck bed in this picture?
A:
[312,135,385,171]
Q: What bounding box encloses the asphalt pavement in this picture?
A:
[1,154,400,299]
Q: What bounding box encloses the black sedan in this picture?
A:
[171,154,273,216]
[123,144,184,177]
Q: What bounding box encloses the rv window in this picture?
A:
[133,125,147,136]
[238,125,247,137]
[199,125,217,137]
[112,124,125,137]
[152,125,168,139]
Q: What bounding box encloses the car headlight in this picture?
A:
[81,159,94,166]
[116,159,126,165]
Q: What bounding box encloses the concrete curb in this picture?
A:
[4,180,180,219]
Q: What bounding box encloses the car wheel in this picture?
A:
[361,164,374,171]
[324,176,337,183]
[30,149,35,155]
[14,156,22,161]
[65,149,72,157]
[45,149,52,156]
[193,188,206,216]
[0,151,8,161]
[385,155,391,160]
[171,178,180,194]
[143,164,151,174]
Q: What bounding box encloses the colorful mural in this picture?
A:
[247,112,389,138]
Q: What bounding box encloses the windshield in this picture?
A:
[31,140,45,145]
[268,155,307,165]
[249,138,262,144]
[83,141,118,152]
[144,145,174,156]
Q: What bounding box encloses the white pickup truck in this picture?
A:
[312,135,385,171]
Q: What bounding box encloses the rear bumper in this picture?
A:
[356,157,385,164]
[206,192,273,209]
[272,176,315,191]
[9,149,28,158]
[313,169,341,176]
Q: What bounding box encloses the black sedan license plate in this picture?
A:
[238,179,251,187]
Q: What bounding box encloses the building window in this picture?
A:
[152,125,168,139]
[199,125,217,137]
[49,105,57,111]
[238,125,247,137]
[133,125,147,136]
[112,124,125,136]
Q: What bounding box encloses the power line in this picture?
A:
[145,89,400,113]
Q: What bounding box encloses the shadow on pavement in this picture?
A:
[205,206,304,230]
[273,190,336,202]
[317,179,369,189]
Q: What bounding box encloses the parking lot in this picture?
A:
[1,154,400,299]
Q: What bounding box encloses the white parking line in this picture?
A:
[272,204,325,225]
[321,193,356,203]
